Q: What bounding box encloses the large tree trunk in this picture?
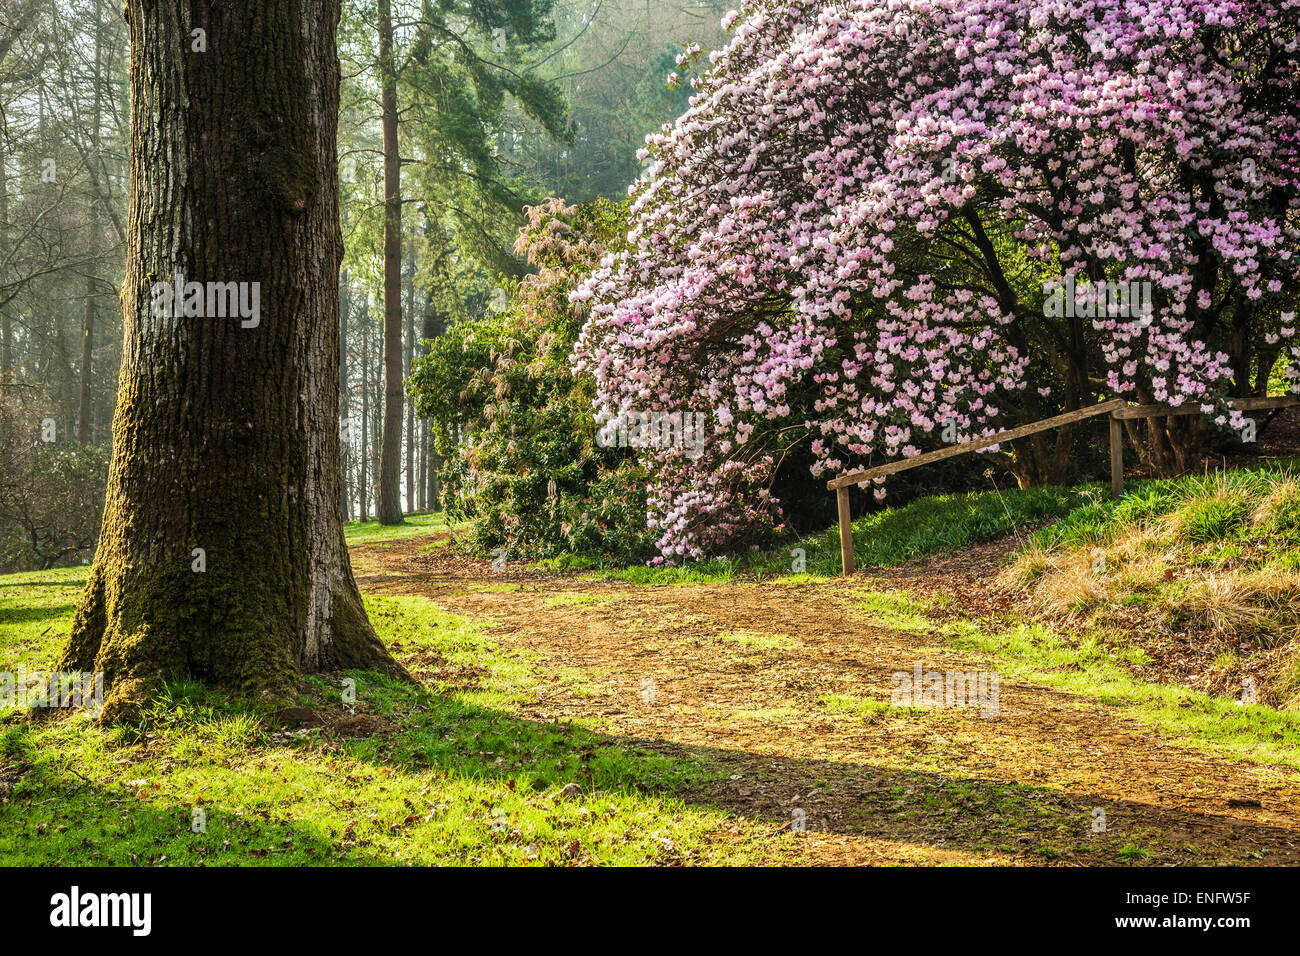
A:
[60,0,403,723]
[376,0,404,525]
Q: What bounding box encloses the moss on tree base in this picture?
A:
[57,0,407,724]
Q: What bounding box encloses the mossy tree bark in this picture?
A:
[60,0,404,723]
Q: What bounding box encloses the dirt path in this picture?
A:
[352,534,1300,866]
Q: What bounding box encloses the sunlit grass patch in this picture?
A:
[849,589,1300,769]
[0,565,89,671]
[0,570,775,866]
[344,511,463,546]
[578,558,742,585]
[1002,462,1300,706]
[818,693,904,721]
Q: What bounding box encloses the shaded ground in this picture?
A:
[350,532,1300,866]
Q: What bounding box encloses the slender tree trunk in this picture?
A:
[359,303,370,522]
[0,138,10,383]
[77,276,95,443]
[77,0,103,445]
[421,303,442,509]
[372,336,383,508]
[404,244,415,513]
[417,416,426,512]
[60,0,403,723]
[339,269,351,520]
[376,0,404,524]
[54,309,75,438]
[429,432,442,510]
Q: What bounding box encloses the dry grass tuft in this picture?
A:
[1001,467,1300,706]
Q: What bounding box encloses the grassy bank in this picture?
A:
[1002,461,1300,707]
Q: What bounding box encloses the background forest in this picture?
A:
[5,0,1298,575]
[0,0,727,571]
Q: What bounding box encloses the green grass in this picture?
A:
[1004,461,1300,704]
[0,575,773,866]
[0,565,89,671]
[849,588,1300,768]
[343,511,466,546]
[1117,843,1150,862]
[832,483,1099,569]
[1025,459,1300,556]
[818,693,905,721]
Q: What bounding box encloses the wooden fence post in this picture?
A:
[837,485,855,576]
[1109,414,1124,498]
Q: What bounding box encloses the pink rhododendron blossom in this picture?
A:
[573,0,1300,562]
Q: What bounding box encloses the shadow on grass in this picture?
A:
[0,603,79,627]
[5,668,1291,866]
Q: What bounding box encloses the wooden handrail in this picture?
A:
[1112,395,1300,420]
[826,399,1125,491]
[826,394,1300,576]
[1108,395,1300,502]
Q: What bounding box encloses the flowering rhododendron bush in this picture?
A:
[573,0,1300,563]
[410,199,657,563]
